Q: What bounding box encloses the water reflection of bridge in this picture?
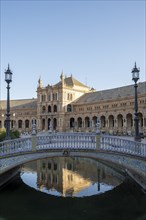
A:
[0,132,146,190]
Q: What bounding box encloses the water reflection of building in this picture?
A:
[36,157,124,197]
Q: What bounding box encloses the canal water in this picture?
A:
[0,157,146,220]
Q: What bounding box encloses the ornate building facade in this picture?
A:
[0,72,146,136]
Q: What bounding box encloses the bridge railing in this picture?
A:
[0,137,32,156]
[0,132,96,157]
[100,135,146,158]
[1,133,145,158]
[36,133,96,150]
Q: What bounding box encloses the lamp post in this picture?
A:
[131,62,141,141]
[5,64,12,140]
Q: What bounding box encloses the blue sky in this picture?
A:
[0,0,145,100]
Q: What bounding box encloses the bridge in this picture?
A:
[0,132,146,191]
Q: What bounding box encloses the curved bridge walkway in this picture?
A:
[0,132,146,190]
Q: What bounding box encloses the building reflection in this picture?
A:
[35,157,124,197]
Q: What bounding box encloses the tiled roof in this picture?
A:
[0,99,37,110]
[54,76,90,89]
[73,82,146,104]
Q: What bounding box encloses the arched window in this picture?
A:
[42,106,46,113]
[101,116,106,127]
[42,95,46,102]
[126,113,133,128]
[54,105,57,112]
[11,120,16,129]
[18,120,22,129]
[70,118,75,128]
[42,118,45,130]
[53,118,57,130]
[67,104,72,112]
[117,114,123,128]
[109,115,114,128]
[48,105,51,113]
[77,117,82,128]
[92,116,97,127]
[25,120,29,128]
[85,117,90,128]
[70,94,72,100]
[32,119,37,125]
[48,118,51,130]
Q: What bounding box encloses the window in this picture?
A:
[67,93,73,101]
[42,106,46,113]
[67,104,72,112]
[18,120,22,129]
[87,107,92,111]
[54,105,57,112]
[42,94,46,102]
[48,105,51,112]
[25,120,29,128]
[53,93,58,100]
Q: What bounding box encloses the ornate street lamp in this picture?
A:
[5,64,12,140]
[131,62,141,141]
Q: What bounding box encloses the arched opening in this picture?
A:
[25,120,29,129]
[18,120,22,129]
[117,114,123,128]
[42,118,45,130]
[126,113,133,129]
[0,121,2,128]
[53,118,57,130]
[85,117,90,128]
[32,119,37,125]
[109,115,114,128]
[67,104,72,112]
[92,116,97,128]
[48,118,51,130]
[54,105,57,112]
[42,106,46,113]
[77,117,82,128]
[11,120,16,129]
[48,105,51,113]
[70,118,75,128]
[101,116,106,128]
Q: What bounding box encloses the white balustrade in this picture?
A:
[2,133,145,159]
[0,137,32,156]
[0,132,96,157]
[36,133,96,151]
[100,135,146,158]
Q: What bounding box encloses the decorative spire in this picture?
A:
[60,70,64,81]
[38,76,43,88]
